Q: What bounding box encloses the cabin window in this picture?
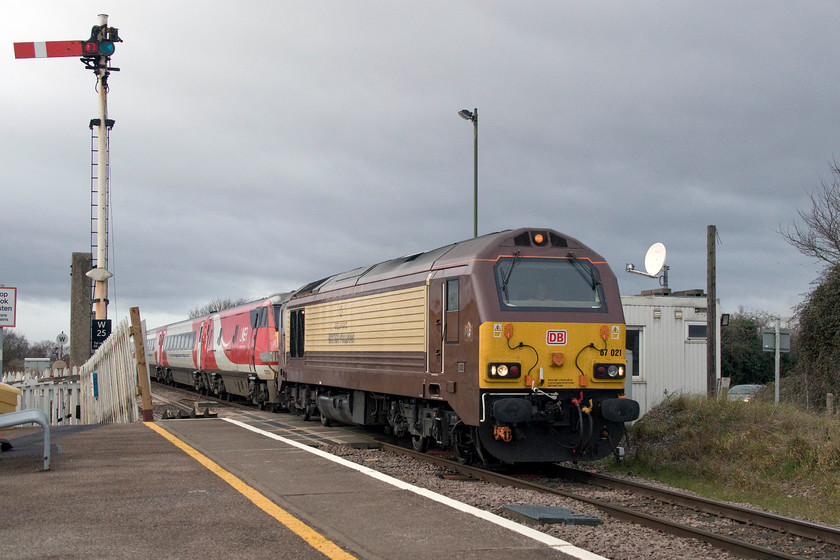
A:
[494,256,605,311]
[687,323,707,340]
[290,308,305,358]
[273,305,283,332]
[251,307,268,329]
[445,278,459,344]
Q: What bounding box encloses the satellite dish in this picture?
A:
[644,243,667,276]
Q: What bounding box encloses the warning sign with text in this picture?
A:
[0,287,17,328]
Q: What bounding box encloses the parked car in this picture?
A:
[727,384,764,402]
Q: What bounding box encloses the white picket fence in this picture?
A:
[78,317,141,424]
[2,370,82,426]
[3,314,147,425]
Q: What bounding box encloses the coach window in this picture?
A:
[290,309,305,358]
[445,278,459,344]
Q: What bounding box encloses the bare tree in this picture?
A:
[188,297,249,318]
[781,161,840,266]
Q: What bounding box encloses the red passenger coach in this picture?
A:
[148,294,288,407]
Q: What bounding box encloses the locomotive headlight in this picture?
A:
[488,362,521,380]
[594,363,625,380]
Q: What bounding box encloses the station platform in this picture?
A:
[0,412,603,560]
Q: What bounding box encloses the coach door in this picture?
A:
[158,331,166,365]
[196,324,205,371]
[202,320,213,370]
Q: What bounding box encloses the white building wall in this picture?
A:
[621,294,710,416]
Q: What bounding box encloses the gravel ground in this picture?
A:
[323,444,741,560]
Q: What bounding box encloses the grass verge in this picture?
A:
[611,394,840,526]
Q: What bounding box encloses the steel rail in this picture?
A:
[379,443,808,560]
[553,464,840,547]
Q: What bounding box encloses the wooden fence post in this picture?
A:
[130,307,153,422]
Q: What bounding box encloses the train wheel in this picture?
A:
[320,414,331,427]
[452,424,476,465]
[411,435,430,453]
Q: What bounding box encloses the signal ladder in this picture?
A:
[89,118,114,301]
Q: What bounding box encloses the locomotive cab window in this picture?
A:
[290,308,305,358]
[494,256,605,311]
[445,278,459,343]
[251,307,268,329]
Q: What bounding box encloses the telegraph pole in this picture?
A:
[707,225,717,397]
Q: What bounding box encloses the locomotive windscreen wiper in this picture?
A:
[568,252,600,290]
[500,251,521,300]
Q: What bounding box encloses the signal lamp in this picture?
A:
[99,40,115,56]
[83,39,115,56]
[488,362,521,380]
[594,363,625,379]
[82,24,117,57]
[532,232,548,246]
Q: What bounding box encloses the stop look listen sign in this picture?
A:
[0,287,16,328]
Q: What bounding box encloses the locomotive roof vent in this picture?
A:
[513,231,567,248]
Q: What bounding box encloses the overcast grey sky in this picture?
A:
[2,1,831,344]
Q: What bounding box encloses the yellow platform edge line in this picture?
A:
[144,421,357,560]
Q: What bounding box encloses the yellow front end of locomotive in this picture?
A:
[477,321,627,390]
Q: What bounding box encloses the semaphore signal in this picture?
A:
[13,14,122,356]
[13,41,83,59]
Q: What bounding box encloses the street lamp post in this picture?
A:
[458,108,478,238]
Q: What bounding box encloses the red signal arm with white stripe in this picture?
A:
[13,41,82,59]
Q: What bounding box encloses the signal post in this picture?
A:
[14,14,122,354]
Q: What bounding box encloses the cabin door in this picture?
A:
[428,279,444,374]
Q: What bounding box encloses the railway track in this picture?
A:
[150,382,251,420]
[378,443,840,560]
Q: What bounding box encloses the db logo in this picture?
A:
[546,330,567,345]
